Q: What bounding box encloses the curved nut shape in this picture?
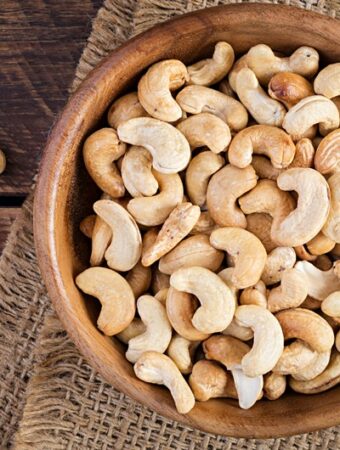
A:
[291,349,332,381]
[167,334,200,374]
[222,318,254,341]
[321,291,340,318]
[128,171,183,226]
[159,234,224,275]
[295,261,340,300]
[228,54,249,91]
[273,340,317,375]
[268,72,314,109]
[116,319,146,344]
[126,295,172,363]
[228,125,295,169]
[235,305,284,377]
[117,118,190,174]
[276,308,334,352]
[314,129,340,175]
[125,261,152,298]
[307,232,335,255]
[83,128,126,198]
[176,86,248,131]
[76,267,135,336]
[264,373,286,400]
[282,96,339,140]
[107,92,147,129]
[189,211,216,236]
[170,266,235,334]
[207,165,257,228]
[261,247,296,285]
[138,60,188,122]
[322,173,340,243]
[239,281,267,308]
[275,168,330,246]
[142,203,200,266]
[121,146,158,197]
[210,227,267,289]
[134,351,195,414]
[246,213,277,253]
[177,113,231,153]
[235,68,286,126]
[188,41,235,86]
[251,156,283,181]
[289,138,315,168]
[314,63,340,99]
[185,151,224,207]
[94,200,142,271]
[246,44,319,84]
[267,268,308,313]
[80,215,95,238]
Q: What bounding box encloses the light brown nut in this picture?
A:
[289,138,315,168]
[314,129,340,175]
[314,255,333,271]
[177,113,231,154]
[121,146,158,197]
[117,118,190,174]
[0,149,6,174]
[206,164,257,228]
[282,96,340,140]
[235,68,286,126]
[125,261,152,298]
[275,168,330,246]
[138,60,188,122]
[239,281,267,308]
[166,287,210,341]
[218,268,239,302]
[218,79,236,97]
[264,373,286,400]
[210,227,267,289]
[246,45,319,84]
[167,334,200,374]
[159,234,224,275]
[235,305,284,377]
[300,296,322,310]
[151,267,170,295]
[94,200,142,271]
[142,203,200,266]
[188,42,235,86]
[314,63,340,99]
[294,244,317,262]
[79,215,96,238]
[267,268,308,313]
[321,291,340,318]
[142,227,158,253]
[222,318,254,341]
[273,340,317,375]
[322,173,340,243]
[336,331,340,352]
[290,350,340,394]
[307,232,336,255]
[176,85,248,131]
[295,261,340,300]
[251,156,283,181]
[83,128,126,198]
[331,243,340,258]
[134,351,195,414]
[334,260,340,276]
[127,172,183,226]
[228,125,295,169]
[107,92,147,129]
[116,319,146,344]
[268,72,314,109]
[321,311,340,329]
[185,151,224,207]
[189,360,238,401]
[89,215,112,267]
[228,54,249,91]
[170,266,235,334]
[189,211,217,236]
[154,288,169,305]
[75,267,135,336]
[261,247,296,285]
[291,349,332,381]
[276,308,334,352]
[246,213,277,253]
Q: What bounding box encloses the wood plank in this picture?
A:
[0,208,20,253]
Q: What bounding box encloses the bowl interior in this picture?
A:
[34,4,340,438]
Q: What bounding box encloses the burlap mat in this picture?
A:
[1,0,340,448]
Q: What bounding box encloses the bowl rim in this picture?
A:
[34,3,340,438]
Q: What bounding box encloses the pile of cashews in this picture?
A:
[76,41,340,414]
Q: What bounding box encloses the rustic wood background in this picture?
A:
[0,0,102,253]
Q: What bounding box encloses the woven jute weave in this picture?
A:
[0,0,340,448]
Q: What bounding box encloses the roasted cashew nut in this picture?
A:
[251,156,283,181]
[264,373,286,400]
[246,213,277,253]
[222,318,254,342]
[239,281,267,308]
[228,54,249,91]
[90,215,112,267]
[291,349,332,381]
[267,268,308,313]
[295,261,340,300]
[107,92,148,129]
[261,247,296,285]
[80,215,96,238]
[268,72,314,109]
[322,173,340,243]
[167,334,200,374]
[273,340,317,375]
[294,244,317,262]
[314,63,340,99]
[125,261,152,299]
[76,267,135,336]
[314,129,340,175]
[321,291,340,319]
[306,232,336,256]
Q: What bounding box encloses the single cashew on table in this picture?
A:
[76,41,340,414]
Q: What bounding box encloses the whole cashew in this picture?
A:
[246,213,277,253]
[159,234,224,275]
[176,85,248,131]
[138,60,188,122]
[177,113,231,153]
[228,54,249,91]
[268,72,314,109]
[295,261,340,300]
[261,247,296,285]
[235,68,286,126]
[273,340,317,375]
[170,266,235,334]
[142,203,200,266]
[189,211,217,236]
[239,281,267,308]
[188,42,235,86]
[228,125,295,169]
[291,349,332,381]
[75,267,135,336]
[83,128,126,198]
[134,351,195,414]
[264,373,286,400]
[251,156,283,181]
[322,173,340,243]
[321,291,340,318]
[206,164,257,228]
[167,334,200,374]
[314,129,340,175]
[117,118,190,174]
[79,215,96,238]
[210,227,267,289]
[289,138,315,168]
[127,171,183,226]
[185,151,224,207]
[267,268,308,313]
[116,319,146,344]
[107,92,148,129]
[126,261,152,298]
[314,63,340,99]
[307,232,336,255]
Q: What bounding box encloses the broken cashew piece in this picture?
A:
[273,340,317,375]
[107,92,147,129]
[314,129,340,175]
[264,373,286,400]
[267,268,308,313]
[268,72,314,109]
[322,173,340,243]
[261,247,296,285]
[167,334,200,374]
[239,281,267,308]
[295,260,340,300]
[314,63,340,99]
[134,351,195,414]
[321,291,340,318]
[125,261,152,299]
[76,267,135,336]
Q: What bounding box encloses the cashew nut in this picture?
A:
[289,138,315,168]
[206,164,257,228]
[291,349,332,381]
[126,261,152,298]
[314,129,340,175]
[264,373,286,400]
[107,92,147,129]
[268,72,314,109]
[210,227,267,289]
[218,268,239,303]
[336,331,340,352]
[228,54,249,91]
[295,261,340,300]
[222,319,254,342]
[117,118,190,173]
[267,268,308,313]
[116,319,146,344]
[251,156,283,181]
[321,291,340,319]
[273,340,317,375]
[138,60,188,122]
[307,232,336,255]
[189,211,217,236]
[314,63,340,99]
[294,244,317,262]
[246,213,277,253]
[228,125,295,169]
[75,267,135,336]
[218,79,236,97]
[167,334,200,374]
[151,267,170,295]
[134,351,195,414]
[261,247,296,285]
[176,85,248,131]
[80,215,96,238]
[154,288,168,305]
[314,255,334,271]
[301,296,322,310]
[239,281,267,308]
[322,173,340,243]
[89,214,112,267]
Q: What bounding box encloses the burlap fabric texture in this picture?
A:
[0,0,340,448]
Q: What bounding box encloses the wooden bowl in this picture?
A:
[34,4,340,438]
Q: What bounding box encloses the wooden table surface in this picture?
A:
[0,0,102,253]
